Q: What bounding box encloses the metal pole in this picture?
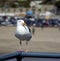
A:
[1,51,60,61]
[16,56,22,61]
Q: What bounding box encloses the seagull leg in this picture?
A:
[26,41,28,45]
[20,40,22,45]
[25,41,29,52]
[19,40,22,51]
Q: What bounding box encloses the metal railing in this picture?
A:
[0,51,60,61]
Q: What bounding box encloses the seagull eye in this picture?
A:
[19,21,21,22]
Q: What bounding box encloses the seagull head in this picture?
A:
[17,19,26,26]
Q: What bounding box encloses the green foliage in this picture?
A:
[18,0,27,1]
[18,1,30,7]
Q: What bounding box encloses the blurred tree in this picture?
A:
[54,0,60,11]
[18,0,31,7]
[41,0,60,10]
[41,0,52,4]
[0,0,31,8]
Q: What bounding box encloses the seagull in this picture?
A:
[15,19,32,51]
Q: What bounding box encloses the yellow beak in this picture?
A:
[22,22,26,26]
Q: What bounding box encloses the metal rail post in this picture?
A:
[16,56,22,61]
